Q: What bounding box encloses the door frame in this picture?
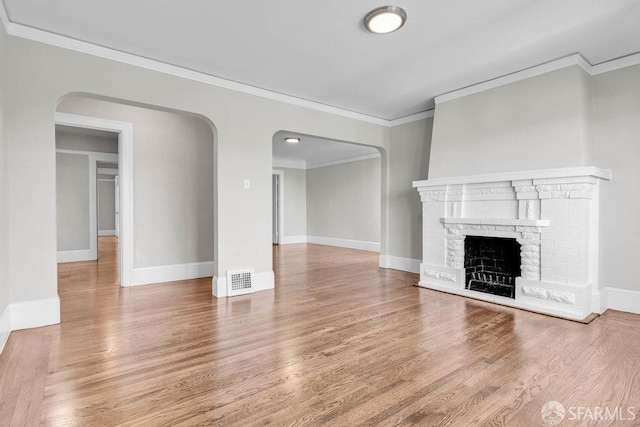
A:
[55,112,134,286]
[272,169,284,245]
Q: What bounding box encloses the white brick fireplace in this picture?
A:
[413,167,611,320]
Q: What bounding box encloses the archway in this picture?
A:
[271,130,388,267]
[54,94,218,288]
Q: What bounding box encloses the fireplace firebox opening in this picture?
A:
[464,236,521,299]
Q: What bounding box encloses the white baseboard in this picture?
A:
[0,304,11,355]
[307,236,380,252]
[605,287,640,315]
[280,235,307,244]
[10,297,61,331]
[127,261,215,287]
[98,230,117,236]
[212,270,274,298]
[379,255,421,274]
[57,249,95,263]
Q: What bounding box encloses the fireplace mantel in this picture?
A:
[413,166,612,320]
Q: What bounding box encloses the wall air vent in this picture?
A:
[226,269,254,296]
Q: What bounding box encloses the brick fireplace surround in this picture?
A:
[413,167,611,320]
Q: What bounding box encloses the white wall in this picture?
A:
[98,179,116,232]
[388,118,433,260]
[56,152,90,251]
[429,66,593,178]
[57,97,215,268]
[307,157,381,245]
[2,33,388,307]
[428,60,640,307]
[592,64,640,293]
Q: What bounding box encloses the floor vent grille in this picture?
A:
[227,269,254,296]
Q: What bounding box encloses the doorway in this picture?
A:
[55,112,132,286]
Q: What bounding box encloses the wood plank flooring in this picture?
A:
[0,237,639,426]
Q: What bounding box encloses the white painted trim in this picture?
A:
[414,166,612,188]
[281,235,307,244]
[307,236,380,252]
[57,249,93,263]
[0,16,390,126]
[605,287,640,315]
[97,178,115,182]
[389,109,434,127]
[379,255,421,274]
[127,261,215,287]
[98,229,117,236]
[0,297,62,355]
[212,271,274,298]
[434,52,640,105]
[1,2,639,125]
[97,168,118,175]
[88,154,98,260]
[272,157,306,170]
[55,112,134,286]
[56,148,118,158]
[56,148,90,155]
[435,54,592,104]
[274,152,382,170]
[0,305,11,355]
[306,152,381,169]
[592,52,640,75]
[272,170,285,245]
[10,297,61,331]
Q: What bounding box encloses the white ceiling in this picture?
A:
[273,131,379,168]
[6,1,640,120]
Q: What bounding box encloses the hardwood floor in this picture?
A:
[0,237,639,426]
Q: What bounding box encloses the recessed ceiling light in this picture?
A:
[285,137,300,143]
[364,6,407,34]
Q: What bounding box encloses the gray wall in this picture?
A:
[56,130,118,153]
[307,157,381,243]
[3,34,388,306]
[0,28,8,318]
[56,152,90,251]
[429,66,593,178]
[388,118,433,260]
[57,97,216,268]
[98,179,116,231]
[278,167,306,237]
[592,64,640,293]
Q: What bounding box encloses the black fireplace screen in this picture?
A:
[464,236,521,299]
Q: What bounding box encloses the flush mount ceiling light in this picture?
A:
[285,137,300,143]
[364,6,407,34]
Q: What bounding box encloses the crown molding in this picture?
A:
[389,109,434,127]
[0,2,430,128]
[435,51,640,105]
[274,152,381,170]
[0,9,395,127]
[2,2,639,126]
[435,54,592,105]
[306,152,380,169]
[591,52,640,75]
[272,158,306,170]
